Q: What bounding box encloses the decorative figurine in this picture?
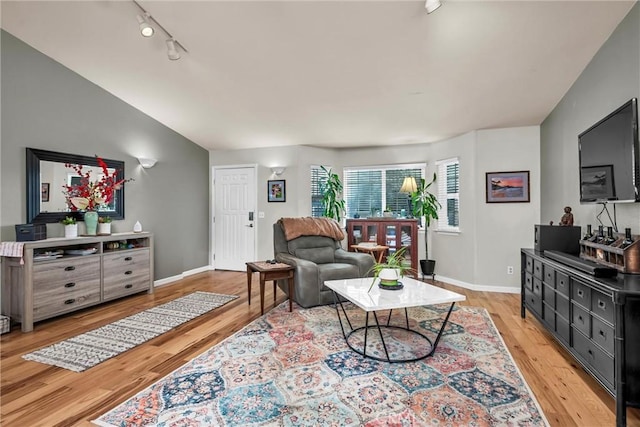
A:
[560,206,574,226]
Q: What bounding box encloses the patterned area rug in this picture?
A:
[23,292,238,372]
[93,302,548,426]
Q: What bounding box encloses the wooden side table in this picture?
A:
[246,261,295,315]
[351,244,389,263]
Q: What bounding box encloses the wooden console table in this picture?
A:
[1,232,154,332]
[246,261,294,315]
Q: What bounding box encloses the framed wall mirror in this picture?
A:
[26,148,126,223]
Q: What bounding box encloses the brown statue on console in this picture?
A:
[560,206,574,226]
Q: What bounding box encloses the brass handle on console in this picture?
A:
[64,299,76,305]
[125,284,133,289]
[64,282,76,288]
[124,257,133,261]
[64,266,75,271]
[124,271,133,275]
[577,289,583,297]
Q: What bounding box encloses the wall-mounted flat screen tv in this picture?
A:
[579,98,639,203]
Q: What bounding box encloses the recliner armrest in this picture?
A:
[275,253,318,269]
[334,249,375,277]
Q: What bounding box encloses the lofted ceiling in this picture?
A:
[1,1,635,151]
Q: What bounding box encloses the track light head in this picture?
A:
[136,13,154,37]
[166,39,180,61]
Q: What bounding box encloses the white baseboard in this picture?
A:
[154,265,214,288]
[431,274,521,294]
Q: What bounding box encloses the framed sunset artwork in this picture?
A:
[486,171,530,203]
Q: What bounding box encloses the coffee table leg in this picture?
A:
[287,274,293,312]
[259,273,265,315]
[373,311,391,362]
[246,267,252,306]
[427,302,456,356]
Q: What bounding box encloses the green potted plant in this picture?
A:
[61,216,78,239]
[98,216,112,235]
[410,173,441,278]
[367,247,415,291]
[320,165,346,222]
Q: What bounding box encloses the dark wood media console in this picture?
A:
[521,248,640,427]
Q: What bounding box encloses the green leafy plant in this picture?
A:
[61,216,77,225]
[367,247,415,291]
[320,165,346,222]
[411,173,441,261]
[98,216,112,223]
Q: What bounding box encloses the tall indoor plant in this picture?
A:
[411,173,440,278]
[320,166,346,222]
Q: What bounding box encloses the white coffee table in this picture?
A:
[324,276,466,363]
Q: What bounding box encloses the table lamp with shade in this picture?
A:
[399,176,418,217]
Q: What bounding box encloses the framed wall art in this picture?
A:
[486,171,530,203]
[268,180,286,202]
[41,183,50,202]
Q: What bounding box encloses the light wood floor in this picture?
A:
[1,271,639,426]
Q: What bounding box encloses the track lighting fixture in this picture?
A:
[425,0,442,14]
[132,0,188,61]
[136,13,154,37]
[166,39,180,61]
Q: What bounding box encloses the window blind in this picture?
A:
[310,165,328,217]
[436,158,460,231]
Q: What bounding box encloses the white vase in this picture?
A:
[133,221,142,233]
[64,224,78,239]
[98,223,111,235]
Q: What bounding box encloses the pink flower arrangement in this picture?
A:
[62,156,131,211]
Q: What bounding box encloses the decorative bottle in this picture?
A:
[621,228,634,249]
[604,227,616,245]
[583,224,593,240]
[596,225,605,243]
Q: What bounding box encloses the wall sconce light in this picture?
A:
[425,0,442,14]
[138,157,158,169]
[271,166,286,176]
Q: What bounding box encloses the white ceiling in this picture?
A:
[1,1,635,151]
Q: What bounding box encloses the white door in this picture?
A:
[214,167,256,271]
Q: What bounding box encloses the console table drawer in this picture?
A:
[103,278,149,301]
[33,257,100,286]
[572,303,590,337]
[533,259,543,279]
[571,279,591,309]
[543,265,555,285]
[525,255,533,274]
[572,327,614,387]
[591,289,614,324]
[555,272,569,296]
[524,273,533,292]
[33,283,100,320]
[533,278,542,297]
[592,316,614,355]
[525,288,542,317]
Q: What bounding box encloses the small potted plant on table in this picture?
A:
[98,217,112,235]
[368,246,414,291]
[61,216,77,239]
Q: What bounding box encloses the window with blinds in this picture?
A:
[343,165,424,218]
[436,158,460,231]
[310,165,328,217]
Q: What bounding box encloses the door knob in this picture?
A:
[246,224,254,228]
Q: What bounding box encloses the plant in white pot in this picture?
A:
[410,173,441,279]
[98,216,112,235]
[367,247,415,291]
[61,216,78,239]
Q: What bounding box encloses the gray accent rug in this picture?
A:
[23,291,238,372]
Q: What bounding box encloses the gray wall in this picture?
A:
[1,31,210,281]
[541,3,640,231]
